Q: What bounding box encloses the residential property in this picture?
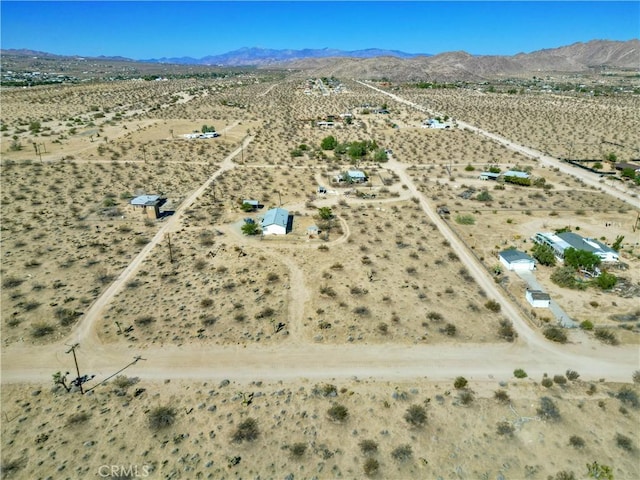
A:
[130,194,164,219]
[479,172,501,181]
[533,232,619,263]
[499,249,536,271]
[526,289,551,308]
[346,170,367,183]
[261,207,290,235]
[422,118,450,129]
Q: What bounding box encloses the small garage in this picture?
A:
[499,249,536,271]
[526,289,550,308]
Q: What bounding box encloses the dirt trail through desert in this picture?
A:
[1,103,638,389]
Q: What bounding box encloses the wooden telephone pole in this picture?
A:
[65,343,84,394]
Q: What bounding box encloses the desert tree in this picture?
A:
[232,417,260,443]
[327,403,349,423]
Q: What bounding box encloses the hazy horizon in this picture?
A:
[1,1,638,59]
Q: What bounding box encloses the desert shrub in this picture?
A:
[289,442,307,458]
[458,390,475,405]
[327,403,349,422]
[494,389,510,403]
[201,316,217,327]
[232,417,259,443]
[353,306,370,316]
[404,404,427,427]
[569,435,585,448]
[551,471,576,480]
[566,370,580,381]
[135,315,155,327]
[377,322,388,334]
[633,370,640,384]
[616,433,634,451]
[543,326,567,343]
[455,214,475,225]
[112,375,138,390]
[55,307,82,326]
[553,375,567,385]
[541,377,554,388]
[390,444,413,462]
[496,421,514,436]
[66,412,90,426]
[580,320,594,330]
[615,386,639,408]
[594,329,618,345]
[320,285,337,297]
[453,377,468,389]
[255,307,275,319]
[31,322,54,338]
[476,190,492,202]
[148,405,176,430]
[363,457,380,476]
[537,397,560,421]
[2,276,24,289]
[314,383,337,397]
[440,323,457,336]
[0,457,25,477]
[498,319,516,341]
[585,461,614,480]
[427,311,444,322]
[595,271,617,290]
[514,369,528,379]
[484,299,501,312]
[359,439,378,455]
[551,266,587,290]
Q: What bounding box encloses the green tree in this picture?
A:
[621,168,637,180]
[201,124,215,133]
[241,222,260,236]
[29,120,41,133]
[373,148,388,162]
[531,243,557,266]
[320,135,338,150]
[318,207,333,221]
[563,248,601,271]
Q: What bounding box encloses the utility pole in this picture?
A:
[167,233,174,263]
[65,343,83,394]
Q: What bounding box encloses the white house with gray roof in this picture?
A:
[533,232,619,263]
[261,207,290,235]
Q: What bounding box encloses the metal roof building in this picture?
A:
[261,208,290,235]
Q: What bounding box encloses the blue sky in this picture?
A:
[1,1,638,58]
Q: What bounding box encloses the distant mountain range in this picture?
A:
[2,39,638,82]
[141,47,430,66]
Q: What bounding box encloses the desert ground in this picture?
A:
[1,73,639,479]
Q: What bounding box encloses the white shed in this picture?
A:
[499,249,536,271]
[526,289,550,308]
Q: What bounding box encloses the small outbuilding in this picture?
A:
[526,289,551,308]
[499,249,536,271]
[479,172,500,181]
[261,207,291,235]
[347,170,367,183]
[130,194,164,219]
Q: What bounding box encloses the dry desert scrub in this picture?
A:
[1,377,638,479]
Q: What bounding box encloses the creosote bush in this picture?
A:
[232,417,260,443]
[391,444,413,462]
[494,389,510,403]
[327,403,349,423]
[496,421,514,436]
[569,435,585,448]
[453,376,468,389]
[543,326,567,343]
[359,439,378,455]
[537,396,560,421]
[513,368,527,379]
[363,457,380,476]
[148,405,177,430]
[404,404,427,427]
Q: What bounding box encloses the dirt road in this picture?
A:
[2,106,638,389]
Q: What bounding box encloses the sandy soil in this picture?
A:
[2,75,639,479]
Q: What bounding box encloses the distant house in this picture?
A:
[307,225,319,238]
[261,207,290,235]
[347,170,367,183]
[130,194,164,219]
[526,289,550,308]
[422,118,450,129]
[317,186,327,194]
[479,172,500,181]
[499,249,536,271]
[533,232,619,263]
